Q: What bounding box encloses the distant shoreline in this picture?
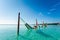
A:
[39,23,60,25]
[0,23,60,25]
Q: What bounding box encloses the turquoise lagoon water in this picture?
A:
[0,24,60,40]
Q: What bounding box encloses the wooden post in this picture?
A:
[36,19,38,26]
[17,12,20,36]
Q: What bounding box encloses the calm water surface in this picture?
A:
[0,24,60,40]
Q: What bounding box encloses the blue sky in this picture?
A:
[0,0,60,24]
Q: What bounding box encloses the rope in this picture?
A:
[20,17,26,23]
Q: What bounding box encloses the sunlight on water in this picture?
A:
[0,24,60,40]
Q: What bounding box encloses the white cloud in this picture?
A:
[54,2,60,7]
[49,8,56,12]
[48,2,60,12]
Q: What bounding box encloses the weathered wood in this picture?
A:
[17,12,20,36]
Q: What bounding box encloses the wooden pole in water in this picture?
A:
[36,19,38,26]
[17,12,20,36]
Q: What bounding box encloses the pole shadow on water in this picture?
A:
[24,29,32,36]
[36,30,58,40]
[19,34,32,40]
[20,29,32,40]
[16,30,32,40]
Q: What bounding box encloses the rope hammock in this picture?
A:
[20,17,33,29]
